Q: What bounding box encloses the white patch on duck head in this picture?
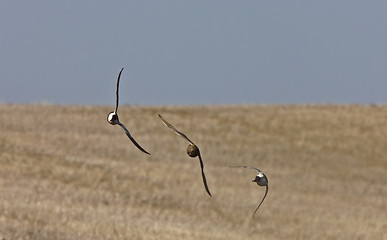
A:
[107,111,119,125]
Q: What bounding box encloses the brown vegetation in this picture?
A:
[0,104,386,239]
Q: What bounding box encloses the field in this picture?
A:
[0,103,386,240]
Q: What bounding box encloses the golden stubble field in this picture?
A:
[0,103,386,240]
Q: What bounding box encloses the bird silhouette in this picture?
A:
[229,165,268,218]
[158,114,212,197]
[107,68,150,155]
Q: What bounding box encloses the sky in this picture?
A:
[1,1,386,106]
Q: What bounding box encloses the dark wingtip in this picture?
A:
[203,176,212,197]
[206,188,212,197]
[157,113,164,121]
[137,146,151,155]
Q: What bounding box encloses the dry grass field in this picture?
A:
[0,103,386,240]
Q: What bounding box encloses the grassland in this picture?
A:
[0,103,386,240]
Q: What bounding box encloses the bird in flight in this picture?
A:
[229,165,269,218]
[107,68,150,155]
[158,114,212,197]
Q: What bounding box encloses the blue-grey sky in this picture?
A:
[1,1,386,106]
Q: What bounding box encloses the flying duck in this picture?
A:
[229,165,269,218]
[107,68,150,155]
[158,114,212,197]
